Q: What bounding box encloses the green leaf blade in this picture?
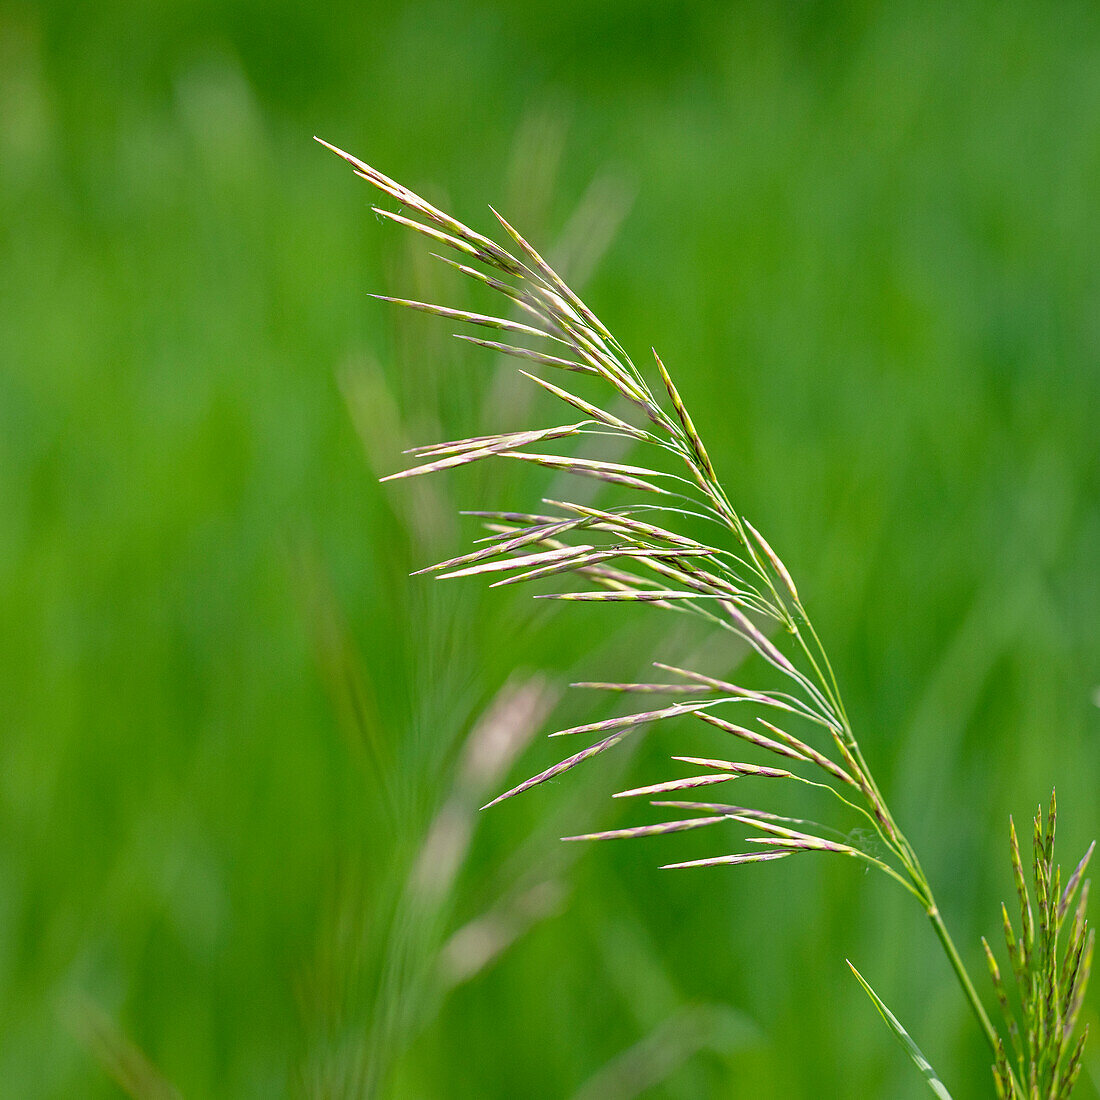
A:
[847,961,954,1100]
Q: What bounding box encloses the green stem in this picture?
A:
[796,617,1007,1072]
[690,451,1009,1081]
[926,900,999,1054]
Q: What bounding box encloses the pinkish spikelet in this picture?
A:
[744,518,800,604]
[650,801,781,817]
[371,207,517,272]
[497,451,668,492]
[481,731,626,810]
[438,544,596,580]
[661,850,796,870]
[755,719,856,786]
[570,681,712,695]
[534,590,716,603]
[548,702,705,739]
[722,602,798,676]
[382,424,588,482]
[652,348,716,482]
[694,712,810,764]
[614,774,742,799]
[453,334,597,374]
[516,371,643,435]
[746,835,855,854]
[490,547,710,589]
[488,205,614,344]
[544,501,707,550]
[372,293,556,341]
[1059,840,1095,926]
[414,519,589,575]
[672,757,794,779]
[561,817,727,842]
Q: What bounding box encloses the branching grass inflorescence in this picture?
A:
[319,137,1093,1096]
[985,794,1094,1099]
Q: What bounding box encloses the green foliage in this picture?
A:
[3,2,1100,1097]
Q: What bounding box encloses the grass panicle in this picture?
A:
[321,137,1095,1097]
[988,792,1093,1099]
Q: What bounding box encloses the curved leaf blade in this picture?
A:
[847,961,954,1100]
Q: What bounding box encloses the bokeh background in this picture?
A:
[3,1,1099,1097]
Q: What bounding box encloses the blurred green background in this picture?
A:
[2,1,1099,1096]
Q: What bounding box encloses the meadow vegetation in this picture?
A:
[3,2,1099,1096]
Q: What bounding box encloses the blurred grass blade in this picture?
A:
[63,994,181,1100]
[847,961,954,1099]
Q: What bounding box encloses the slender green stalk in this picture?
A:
[928,902,999,1053]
